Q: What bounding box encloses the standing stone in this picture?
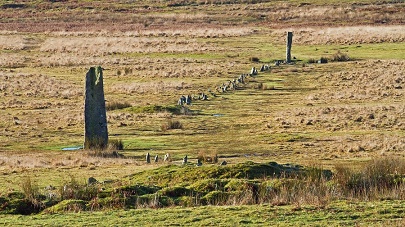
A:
[286,32,293,64]
[260,65,265,72]
[164,153,170,162]
[146,152,151,164]
[182,155,188,165]
[84,66,108,149]
[186,95,192,105]
[250,67,258,76]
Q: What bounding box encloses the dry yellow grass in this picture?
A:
[273,25,405,45]
[0,0,404,197]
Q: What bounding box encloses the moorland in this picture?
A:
[0,0,404,226]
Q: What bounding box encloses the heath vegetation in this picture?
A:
[0,0,404,225]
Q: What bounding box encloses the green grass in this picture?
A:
[3,158,403,215]
[122,136,168,152]
[0,0,404,224]
[214,36,405,62]
[126,105,182,114]
[294,43,405,61]
[1,200,404,226]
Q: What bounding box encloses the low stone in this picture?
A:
[88,177,98,185]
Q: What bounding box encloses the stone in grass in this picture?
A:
[88,177,98,185]
[146,152,151,164]
[182,155,188,165]
[164,153,170,162]
[84,66,108,150]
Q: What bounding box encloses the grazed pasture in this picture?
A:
[0,0,404,225]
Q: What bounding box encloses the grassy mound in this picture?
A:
[1,161,331,214]
[2,160,404,214]
[126,161,332,186]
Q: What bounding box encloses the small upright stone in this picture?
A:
[250,67,258,76]
[178,96,186,106]
[182,155,188,165]
[186,95,192,105]
[260,65,265,72]
[88,177,98,185]
[146,152,151,164]
[164,153,170,162]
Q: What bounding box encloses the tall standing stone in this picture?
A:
[84,66,108,149]
[286,32,293,64]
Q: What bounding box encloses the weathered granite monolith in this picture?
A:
[286,32,293,64]
[84,66,108,149]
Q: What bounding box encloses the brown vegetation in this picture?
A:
[0,1,404,219]
[0,1,403,33]
[161,119,183,131]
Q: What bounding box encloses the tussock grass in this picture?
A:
[0,0,404,223]
[4,158,404,215]
[197,150,218,163]
[335,157,405,200]
[127,105,182,114]
[161,119,183,131]
[273,25,405,45]
[59,176,100,201]
[84,137,108,150]
[20,176,41,206]
[331,51,350,62]
[106,101,131,111]
[108,139,124,151]
[87,150,124,159]
[1,1,403,33]
[249,57,260,62]
[307,58,317,64]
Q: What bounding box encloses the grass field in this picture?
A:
[1,200,404,226]
[0,0,404,225]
